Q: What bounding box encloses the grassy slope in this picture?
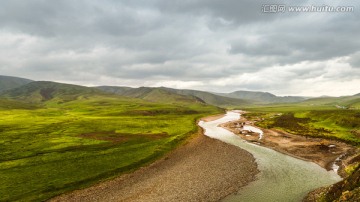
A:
[0,98,39,110]
[0,75,33,92]
[1,81,101,104]
[302,95,360,109]
[162,87,250,107]
[244,99,360,145]
[97,86,249,107]
[0,83,222,201]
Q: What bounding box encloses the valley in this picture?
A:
[0,79,222,201]
[1,1,359,201]
[0,75,359,201]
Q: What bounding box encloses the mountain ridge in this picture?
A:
[0,75,33,92]
[97,86,249,107]
[1,81,103,103]
[218,90,307,104]
[2,75,358,107]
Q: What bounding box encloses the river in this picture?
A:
[198,111,341,202]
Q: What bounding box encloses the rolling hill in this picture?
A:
[0,81,221,201]
[218,90,307,104]
[302,95,360,109]
[1,75,359,202]
[97,86,249,107]
[160,87,250,107]
[0,75,306,107]
[0,98,39,110]
[97,86,205,105]
[1,81,103,104]
[1,80,249,108]
[0,75,33,92]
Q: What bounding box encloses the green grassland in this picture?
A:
[244,103,360,145]
[1,80,358,202]
[0,85,221,201]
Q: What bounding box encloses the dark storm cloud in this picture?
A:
[0,0,359,96]
[229,9,360,65]
[0,0,160,37]
[230,32,360,65]
[156,0,307,25]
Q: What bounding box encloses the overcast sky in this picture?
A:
[0,0,359,96]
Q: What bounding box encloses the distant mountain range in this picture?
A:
[1,75,359,108]
[217,90,307,104]
[302,95,360,108]
[97,86,249,107]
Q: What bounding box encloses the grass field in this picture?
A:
[243,104,360,145]
[1,80,358,202]
[0,95,221,201]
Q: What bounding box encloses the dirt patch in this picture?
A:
[40,88,55,101]
[79,131,168,143]
[223,117,359,177]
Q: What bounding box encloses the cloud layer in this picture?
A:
[0,0,359,96]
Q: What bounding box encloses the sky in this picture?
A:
[0,0,359,96]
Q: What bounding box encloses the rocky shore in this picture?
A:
[50,122,258,202]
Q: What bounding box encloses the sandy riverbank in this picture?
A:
[222,113,359,177]
[50,119,258,202]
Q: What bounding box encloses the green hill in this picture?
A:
[97,86,133,95]
[161,87,250,107]
[98,86,249,107]
[0,81,221,201]
[1,81,103,104]
[98,86,204,105]
[0,75,33,92]
[0,98,39,110]
[302,95,360,109]
[134,88,206,104]
[218,90,307,104]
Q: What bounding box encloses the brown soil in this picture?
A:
[223,116,359,177]
[51,129,258,202]
[79,132,168,143]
